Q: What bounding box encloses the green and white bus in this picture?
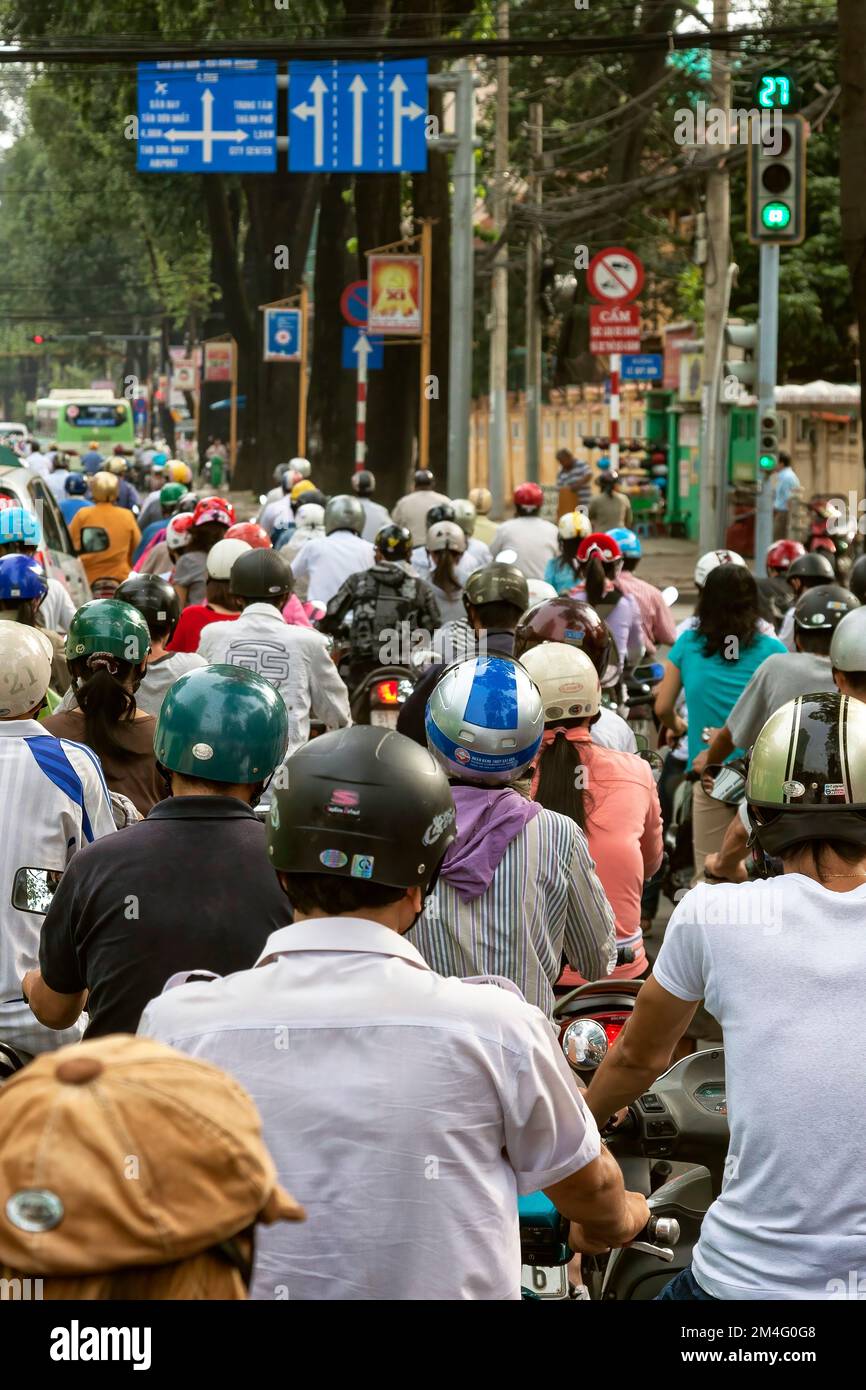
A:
[31,389,134,456]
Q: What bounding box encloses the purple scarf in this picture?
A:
[440,785,542,901]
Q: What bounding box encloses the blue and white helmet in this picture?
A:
[425,655,544,787]
[607,527,641,558]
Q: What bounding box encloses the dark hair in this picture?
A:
[583,554,609,607]
[280,872,404,915]
[695,564,760,659]
[205,577,241,609]
[472,599,525,631]
[533,725,590,833]
[622,554,640,572]
[559,537,580,569]
[187,520,228,555]
[241,592,287,611]
[70,658,142,760]
[795,627,832,656]
[0,599,35,625]
[836,668,866,693]
[779,837,866,884]
[431,551,462,597]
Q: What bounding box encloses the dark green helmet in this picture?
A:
[160,482,187,508]
[67,599,150,665]
[464,562,530,611]
[266,725,456,892]
[154,666,289,784]
[746,693,866,855]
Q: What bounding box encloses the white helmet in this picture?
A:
[469,487,492,516]
[558,510,591,542]
[451,498,477,537]
[694,548,746,589]
[0,624,53,716]
[426,655,544,786]
[288,457,311,479]
[165,516,192,551]
[426,520,467,554]
[830,606,866,672]
[295,502,325,530]
[206,538,251,580]
[520,642,601,721]
[526,578,558,607]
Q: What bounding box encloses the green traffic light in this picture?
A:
[757,74,792,110]
[759,453,777,471]
[761,202,792,230]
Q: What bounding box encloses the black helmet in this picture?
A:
[787,552,835,585]
[463,562,530,611]
[301,488,327,509]
[794,583,860,632]
[513,596,612,678]
[746,694,866,855]
[265,726,457,892]
[414,469,434,488]
[174,492,199,514]
[426,503,455,528]
[351,469,375,497]
[376,523,412,561]
[850,555,866,605]
[230,549,294,599]
[114,575,181,641]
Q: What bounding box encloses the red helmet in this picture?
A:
[514,482,544,512]
[577,532,622,564]
[226,522,272,550]
[766,539,805,572]
[192,496,235,528]
[513,596,613,678]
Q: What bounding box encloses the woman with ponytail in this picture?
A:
[571,532,644,671]
[418,519,480,624]
[43,599,163,815]
[521,641,662,984]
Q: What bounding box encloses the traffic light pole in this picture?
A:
[754,243,780,576]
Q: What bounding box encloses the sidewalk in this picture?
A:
[639,535,699,606]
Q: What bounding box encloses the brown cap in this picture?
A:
[0,1035,304,1276]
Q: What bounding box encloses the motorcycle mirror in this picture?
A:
[661,585,679,607]
[77,526,110,555]
[12,866,61,915]
[638,749,664,782]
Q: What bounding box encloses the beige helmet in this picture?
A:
[520,641,601,721]
[469,487,492,516]
[89,471,119,503]
[451,498,477,537]
[426,520,467,555]
[206,538,252,581]
[558,509,591,542]
[0,624,53,717]
[107,458,127,476]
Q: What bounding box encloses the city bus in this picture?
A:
[31,389,135,456]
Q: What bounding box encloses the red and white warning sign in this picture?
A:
[589,303,642,355]
[587,247,644,304]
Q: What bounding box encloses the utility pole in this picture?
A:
[525,101,543,484]
[698,0,731,554]
[754,244,780,574]
[488,0,510,516]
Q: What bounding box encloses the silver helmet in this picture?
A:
[425,655,544,787]
[324,494,365,536]
[451,498,477,537]
[830,606,866,672]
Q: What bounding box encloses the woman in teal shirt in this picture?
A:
[655,563,785,879]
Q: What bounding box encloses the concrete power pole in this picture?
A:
[525,101,543,484]
[698,0,731,554]
[488,0,510,517]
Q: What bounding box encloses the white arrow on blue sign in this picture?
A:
[264,308,302,363]
[288,60,427,173]
[138,60,277,173]
[342,327,383,371]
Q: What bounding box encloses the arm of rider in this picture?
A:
[562,825,618,981]
[545,1146,649,1255]
[22,969,87,1030]
[704,810,750,883]
[625,598,645,668]
[582,976,699,1128]
[317,577,355,636]
[309,640,352,730]
[653,661,686,737]
[416,579,442,637]
[695,723,735,776]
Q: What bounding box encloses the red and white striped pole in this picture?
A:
[354,333,371,472]
[609,352,620,472]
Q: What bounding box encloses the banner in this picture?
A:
[171,359,197,392]
[204,341,234,383]
[367,254,423,336]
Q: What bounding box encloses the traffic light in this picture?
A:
[722,322,758,400]
[758,411,779,471]
[754,71,797,112]
[30,333,56,345]
[748,113,807,246]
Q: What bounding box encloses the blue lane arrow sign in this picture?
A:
[342,327,383,370]
[288,60,427,173]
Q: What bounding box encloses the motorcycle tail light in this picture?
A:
[603,1020,625,1046]
[374,679,400,705]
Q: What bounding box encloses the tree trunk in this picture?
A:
[838,0,866,476]
[306,173,357,494]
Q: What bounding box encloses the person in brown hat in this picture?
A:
[0,1034,304,1300]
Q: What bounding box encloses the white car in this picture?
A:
[0,461,91,609]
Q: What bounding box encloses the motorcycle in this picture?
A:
[328,618,416,728]
[805,497,858,578]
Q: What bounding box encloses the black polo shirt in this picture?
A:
[39,797,292,1037]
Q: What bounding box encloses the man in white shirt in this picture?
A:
[490,483,559,579]
[139,724,648,1300]
[23,442,50,480]
[391,469,451,546]
[290,494,375,607]
[199,548,350,757]
[0,625,115,1056]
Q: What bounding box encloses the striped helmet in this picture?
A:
[746,693,866,854]
[425,655,544,787]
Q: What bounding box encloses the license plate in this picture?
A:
[521,1264,569,1299]
[370,708,399,727]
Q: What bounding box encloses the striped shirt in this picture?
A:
[0,719,116,1055]
[413,806,616,1016]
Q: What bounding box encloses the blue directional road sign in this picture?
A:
[138,60,277,173]
[264,308,302,363]
[621,353,663,382]
[289,60,427,173]
[342,328,383,371]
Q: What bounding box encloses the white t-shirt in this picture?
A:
[591,704,638,753]
[490,516,559,580]
[290,532,375,606]
[653,874,866,1299]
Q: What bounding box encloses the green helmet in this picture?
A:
[67,599,151,665]
[746,693,866,855]
[154,665,289,784]
[160,482,187,508]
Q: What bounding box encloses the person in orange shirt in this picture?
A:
[68,472,141,586]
